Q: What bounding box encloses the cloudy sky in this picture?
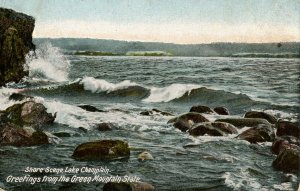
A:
[1,0,299,44]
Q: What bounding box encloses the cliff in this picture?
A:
[0,8,35,86]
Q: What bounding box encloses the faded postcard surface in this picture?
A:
[0,1,299,191]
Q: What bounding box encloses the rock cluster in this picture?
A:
[0,8,35,86]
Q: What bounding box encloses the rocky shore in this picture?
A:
[0,7,299,191]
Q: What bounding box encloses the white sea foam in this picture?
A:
[143,84,200,102]
[80,77,138,93]
[25,42,70,82]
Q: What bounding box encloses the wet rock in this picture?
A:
[190,105,214,114]
[244,111,277,124]
[9,93,33,101]
[97,123,113,131]
[0,124,49,146]
[78,127,88,133]
[213,107,230,115]
[271,139,300,155]
[173,120,192,132]
[168,112,209,124]
[188,122,238,136]
[278,136,300,146]
[138,151,154,161]
[215,118,271,128]
[272,147,300,173]
[78,105,104,112]
[237,124,275,143]
[140,108,173,116]
[4,101,55,126]
[53,132,71,137]
[72,140,130,161]
[103,182,155,191]
[170,112,209,132]
[0,8,35,86]
[276,121,300,138]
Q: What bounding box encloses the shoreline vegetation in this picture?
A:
[35,38,300,58]
[72,50,299,58]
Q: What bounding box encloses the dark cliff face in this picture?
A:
[0,8,35,86]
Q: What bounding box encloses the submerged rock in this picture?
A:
[0,8,35,86]
[138,151,154,161]
[103,182,155,191]
[78,105,104,112]
[188,122,238,136]
[97,123,113,131]
[215,118,271,128]
[189,105,215,114]
[213,107,230,115]
[244,111,277,124]
[72,140,130,161]
[237,124,275,143]
[276,121,300,139]
[140,108,173,116]
[4,101,55,126]
[9,93,33,101]
[272,147,300,173]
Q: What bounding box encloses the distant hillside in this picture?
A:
[34,38,300,57]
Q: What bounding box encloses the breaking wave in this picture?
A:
[25,42,70,82]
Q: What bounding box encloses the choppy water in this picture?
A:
[0,43,299,191]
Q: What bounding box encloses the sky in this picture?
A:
[0,0,299,44]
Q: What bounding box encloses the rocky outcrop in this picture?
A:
[0,101,56,147]
[244,111,277,124]
[0,8,35,86]
[4,101,55,126]
[237,124,275,143]
[72,140,130,161]
[103,182,155,191]
[188,122,238,136]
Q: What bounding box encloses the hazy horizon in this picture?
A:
[1,0,299,44]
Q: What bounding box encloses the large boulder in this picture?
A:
[215,118,271,128]
[272,147,300,173]
[4,101,55,126]
[9,93,33,101]
[188,122,238,136]
[237,124,275,143]
[190,105,214,114]
[103,182,155,191]
[72,140,130,161]
[276,121,300,139]
[244,111,277,124]
[0,123,49,146]
[0,8,35,86]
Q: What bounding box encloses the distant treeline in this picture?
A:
[34,38,300,58]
